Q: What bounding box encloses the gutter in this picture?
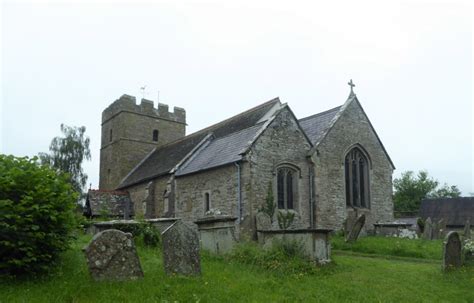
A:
[308,155,317,228]
[234,162,242,223]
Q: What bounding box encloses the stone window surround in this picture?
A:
[343,144,371,209]
[274,162,301,211]
[203,190,211,213]
[153,129,159,142]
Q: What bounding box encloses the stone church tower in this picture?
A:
[99,94,186,190]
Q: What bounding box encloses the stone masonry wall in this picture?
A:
[174,165,240,226]
[125,176,168,218]
[312,98,394,231]
[246,107,313,238]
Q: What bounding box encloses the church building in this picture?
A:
[98,84,395,239]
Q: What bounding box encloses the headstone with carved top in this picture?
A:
[442,231,462,271]
[83,229,143,281]
[464,219,471,239]
[162,220,201,276]
[422,217,433,240]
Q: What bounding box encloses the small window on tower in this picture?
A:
[109,129,113,142]
[153,130,159,142]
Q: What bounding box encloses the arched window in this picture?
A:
[277,167,296,209]
[153,130,159,142]
[345,147,370,208]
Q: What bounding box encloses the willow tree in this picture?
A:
[39,124,91,201]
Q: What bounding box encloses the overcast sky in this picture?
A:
[1,0,473,194]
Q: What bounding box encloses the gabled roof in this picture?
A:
[175,123,264,176]
[420,197,474,227]
[299,106,341,145]
[175,104,314,177]
[118,98,281,188]
[307,93,395,169]
[84,189,133,218]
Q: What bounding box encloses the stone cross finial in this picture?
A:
[348,79,355,94]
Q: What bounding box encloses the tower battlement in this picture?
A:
[99,94,186,190]
[102,94,186,125]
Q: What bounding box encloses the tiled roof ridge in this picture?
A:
[299,105,342,122]
[137,97,281,152]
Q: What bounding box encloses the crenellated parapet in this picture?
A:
[102,94,186,125]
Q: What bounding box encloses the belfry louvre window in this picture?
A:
[277,167,296,209]
[153,130,159,142]
[345,147,370,208]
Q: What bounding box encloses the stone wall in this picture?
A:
[125,176,168,218]
[246,107,313,238]
[99,94,186,190]
[312,98,394,231]
[174,165,240,228]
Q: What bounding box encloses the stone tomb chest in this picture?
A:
[194,216,238,254]
[257,229,332,264]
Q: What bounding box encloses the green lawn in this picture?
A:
[1,235,473,303]
[332,235,443,260]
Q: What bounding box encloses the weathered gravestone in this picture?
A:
[162,220,201,276]
[464,219,471,239]
[422,217,433,240]
[343,211,358,237]
[437,219,446,239]
[83,229,143,281]
[431,220,440,240]
[345,214,366,243]
[442,231,462,271]
[256,212,272,230]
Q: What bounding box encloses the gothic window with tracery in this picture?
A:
[345,147,370,208]
[277,167,296,209]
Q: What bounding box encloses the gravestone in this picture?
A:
[256,212,272,230]
[162,220,201,276]
[437,219,446,239]
[422,217,433,240]
[83,229,143,281]
[464,219,471,239]
[343,211,358,237]
[345,214,366,243]
[431,220,440,240]
[442,231,462,271]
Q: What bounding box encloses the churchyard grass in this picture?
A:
[332,235,443,260]
[1,234,473,302]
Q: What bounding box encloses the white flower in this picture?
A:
[393,229,418,240]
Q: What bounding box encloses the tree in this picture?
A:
[393,170,461,212]
[39,124,91,201]
[0,155,77,275]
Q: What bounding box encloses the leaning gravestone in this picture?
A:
[442,231,462,271]
[431,220,440,240]
[464,219,471,239]
[83,229,144,281]
[162,220,201,276]
[256,212,272,230]
[437,219,446,239]
[343,212,358,237]
[422,217,433,240]
[345,214,366,243]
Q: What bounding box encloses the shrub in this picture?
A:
[142,225,160,247]
[0,155,78,275]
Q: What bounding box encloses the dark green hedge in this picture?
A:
[0,155,77,275]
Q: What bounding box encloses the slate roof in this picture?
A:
[84,190,134,218]
[118,98,281,188]
[419,197,474,227]
[299,106,341,145]
[175,123,265,176]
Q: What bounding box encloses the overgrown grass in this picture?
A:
[1,234,473,302]
[332,235,443,260]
